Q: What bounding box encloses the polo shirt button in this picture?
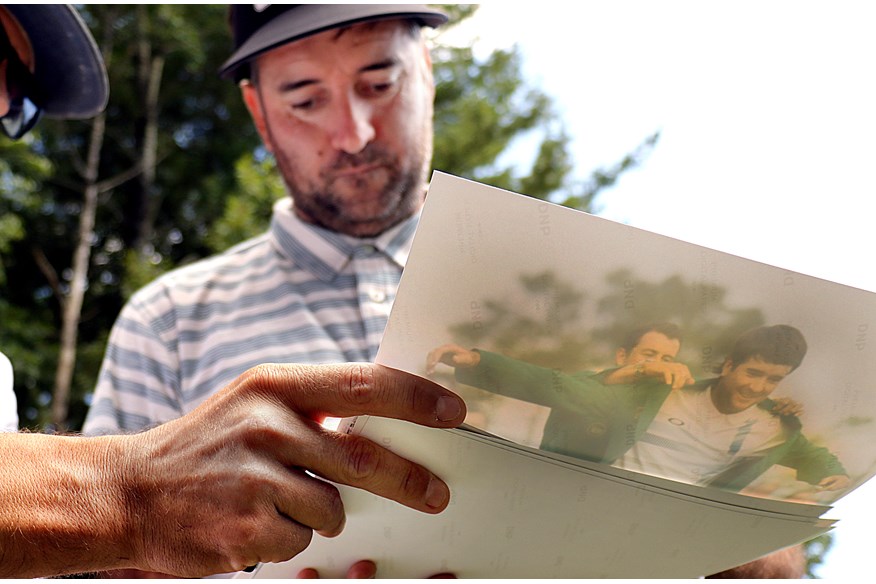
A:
[369,289,387,303]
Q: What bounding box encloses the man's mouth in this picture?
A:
[326,158,394,186]
[333,163,382,178]
[736,392,763,404]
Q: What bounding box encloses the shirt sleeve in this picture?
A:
[455,349,619,413]
[780,432,849,484]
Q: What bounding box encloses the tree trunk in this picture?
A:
[137,54,164,251]
[51,113,106,429]
[132,5,165,254]
[49,9,117,430]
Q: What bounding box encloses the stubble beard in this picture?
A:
[274,140,429,238]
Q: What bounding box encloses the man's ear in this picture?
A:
[615,348,628,366]
[240,80,273,152]
[720,359,734,376]
[420,41,435,98]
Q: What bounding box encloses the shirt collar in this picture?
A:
[269,198,419,282]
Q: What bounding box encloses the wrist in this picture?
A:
[0,433,141,577]
[113,432,155,571]
[95,435,148,568]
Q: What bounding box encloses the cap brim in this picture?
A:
[6,5,109,119]
[219,4,448,80]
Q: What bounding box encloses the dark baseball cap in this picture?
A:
[219,4,448,81]
[5,5,109,119]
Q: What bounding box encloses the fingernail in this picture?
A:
[425,476,449,509]
[436,396,462,422]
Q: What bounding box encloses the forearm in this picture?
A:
[0,432,139,578]
[601,364,642,385]
[776,432,848,486]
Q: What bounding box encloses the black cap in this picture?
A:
[219,4,448,81]
[5,5,109,119]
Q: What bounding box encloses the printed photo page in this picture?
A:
[380,171,876,509]
[239,171,860,578]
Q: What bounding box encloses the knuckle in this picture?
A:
[239,363,309,398]
[235,464,279,498]
[339,363,377,407]
[219,519,267,570]
[239,363,278,388]
[317,486,346,537]
[216,496,320,569]
[237,407,284,445]
[270,526,314,564]
[399,464,430,500]
[340,435,382,482]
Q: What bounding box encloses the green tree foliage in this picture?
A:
[805,533,834,578]
[449,271,594,371]
[448,268,766,375]
[0,139,51,286]
[1,5,261,429]
[591,268,764,375]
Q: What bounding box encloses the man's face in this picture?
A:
[0,8,34,118]
[615,331,681,366]
[241,19,435,237]
[712,356,792,414]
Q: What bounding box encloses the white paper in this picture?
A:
[243,416,831,578]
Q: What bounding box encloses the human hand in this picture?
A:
[769,396,805,417]
[297,559,456,578]
[297,559,377,578]
[425,344,480,374]
[817,474,851,491]
[636,361,695,390]
[121,363,467,577]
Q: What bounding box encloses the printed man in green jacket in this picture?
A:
[427,324,849,494]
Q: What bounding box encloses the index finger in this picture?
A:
[237,363,467,428]
[425,347,444,374]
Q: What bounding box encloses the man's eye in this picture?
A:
[288,90,328,112]
[292,98,317,111]
[358,79,397,97]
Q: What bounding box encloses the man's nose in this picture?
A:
[749,378,771,394]
[329,94,376,154]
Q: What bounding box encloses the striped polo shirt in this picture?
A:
[83,198,417,435]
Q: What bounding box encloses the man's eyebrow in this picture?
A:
[278,78,318,93]
[276,58,400,93]
[361,57,399,73]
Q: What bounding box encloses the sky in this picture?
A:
[442,1,876,577]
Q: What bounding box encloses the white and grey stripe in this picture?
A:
[83,198,416,435]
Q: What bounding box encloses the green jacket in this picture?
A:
[456,350,847,491]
